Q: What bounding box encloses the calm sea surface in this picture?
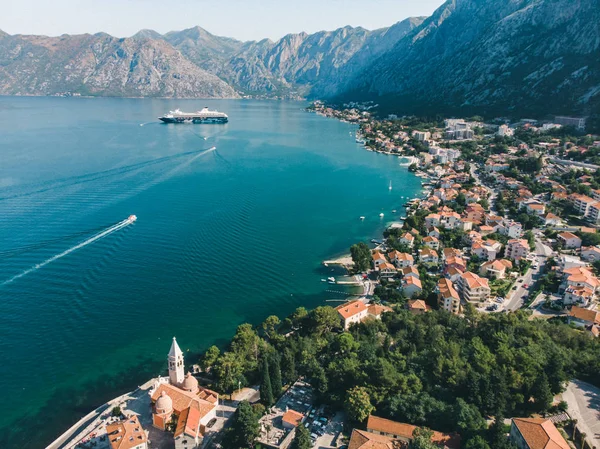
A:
[0,97,421,448]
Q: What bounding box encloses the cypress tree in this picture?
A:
[270,354,283,398]
[290,424,312,449]
[260,358,274,406]
[281,348,297,384]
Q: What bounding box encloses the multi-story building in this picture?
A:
[557,231,582,249]
[505,239,529,261]
[479,259,512,279]
[335,300,369,330]
[388,250,414,268]
[437,278,461,314]
[570,194,596,216]
[456,271,491,303]
[555,116,586,131]
[510,418,569,449]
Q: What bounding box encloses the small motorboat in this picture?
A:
[359,216,365,220]
[327,277,336,284]
[127,215,137,223]
[379,213,384,217]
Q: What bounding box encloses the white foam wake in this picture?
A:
[2,219,132,286]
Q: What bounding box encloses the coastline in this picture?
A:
[42,100,423,449]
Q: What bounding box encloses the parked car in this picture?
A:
[206,418,217,429]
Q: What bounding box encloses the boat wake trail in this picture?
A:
[1,218,134,286]
[0,224,111,259]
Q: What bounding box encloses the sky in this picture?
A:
[0,0,445,41]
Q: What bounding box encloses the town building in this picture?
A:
[510,418,569,449]
[437,278,461,314]
[456,272,491,304]
[281,410,304,430]
[554,116,586,131]
[568,306,600,327]
[557,232,582,249]
[505,239,529,261]
[335,300,369,330]
[402,276,423,297]
[359,415,460,449]
[107,416,148,449]
[419,248,439,264]
[480,259,512,279]
[372,251,387,268]
[388,251,414,268]
[407,299,431,314]
[581,246,600,262]
[150,338,219,449]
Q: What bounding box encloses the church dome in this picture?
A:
[155,391,173,414]
[181,372,199,393]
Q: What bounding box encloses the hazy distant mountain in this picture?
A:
[0,32,237,98]
[0,20,422,99]
[0,0,597,122]
[337,0,600,118]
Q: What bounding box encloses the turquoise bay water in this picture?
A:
[0,97,421,448]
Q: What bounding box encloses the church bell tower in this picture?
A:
[168,337,185,386]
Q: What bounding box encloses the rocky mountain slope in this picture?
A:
[0,19,422,98]
[337,0,600,118]
[0,32,238,97]
[0,0,597,121]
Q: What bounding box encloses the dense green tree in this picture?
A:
[530,373,553,413]
[309,306,341,336]
[213,351,247,394]
[350,242,371,272]
[260,358,274,406]
[345,386,375,423]
[223,400,260,449]
[465,436,492,449]
[454,398,487,438]
[290,424,312,449]
[270,353,283,399]
[201,345,220,372]
[281,347,297,384]
[261,315,281,339]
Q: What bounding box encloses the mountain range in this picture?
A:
[0,0,598,121]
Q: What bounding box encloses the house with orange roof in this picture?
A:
[568,306,600,327]
[456,271,491,303]
[581,246,600,262]
[363,415,460,449]
[478,225,494,236]
[282,409,304,429]
[372,251,387,268]
[399,232,415,248]
[438,278,461,314]
[480,259,513,280]
[388,251,414,268]
[377,262,397,279]
[419,248,439,264]
[444,266,465,283]
[506,239,530,261]
[400,266,420,279]
[107,415,148,449]
[543,213,562,227]
[557,232,582,249]
[368,304,393,320]
[423,235,440,250]
[402,276,423,297]
[510,418,569,449]
[335,300,369,330]
[525,202,546,216]
[428,226,441,238]
[564,286,595,307]
[407,299,431,314]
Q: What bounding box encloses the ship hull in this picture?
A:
[159,116,228,124]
